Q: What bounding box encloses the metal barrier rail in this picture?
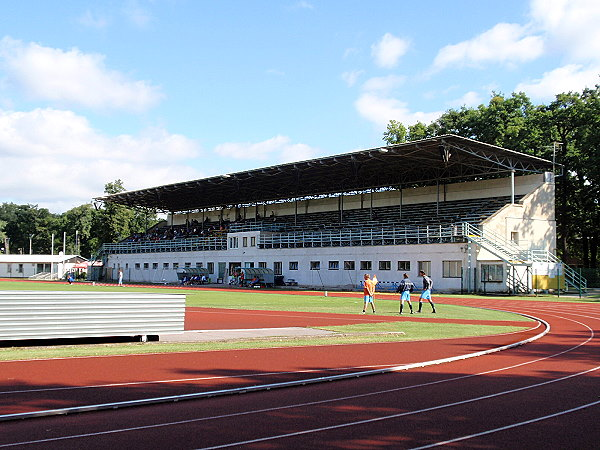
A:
[0,291,185,341]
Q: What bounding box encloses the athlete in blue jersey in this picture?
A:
[417,270,436,313]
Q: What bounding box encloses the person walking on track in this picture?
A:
[417,270,436,313]
[396,273,414,314]
[362,273,378,314]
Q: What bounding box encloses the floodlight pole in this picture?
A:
[51,233,54,280]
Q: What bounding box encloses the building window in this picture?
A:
[229,237,238,248]
[418,261,431,275]
[17,264,23,273]
[135,263,141,270]
[258,261,267,268]
[152,262,158,269]
[244,262,254,268]
[243,237,248,247]
[125,263,129,269]
[481,263,503,282]
[207,262,214,274]
[329,261,339,270]
[163,263,169,269]
[185,262,192,268]
[143,263,149,270]
[360,260,372,271]
[443,260,462,278]
[289,261,299,270]
[6,264,11,273]
[310,261,321,270]
[344,261,355,270]
[379,261,391,271]
[511,231,519,244]
[196,262,203,268]
[173,262,179,269]
[273,261,282,275]
[251,236,256,247]
[397,261,410,271]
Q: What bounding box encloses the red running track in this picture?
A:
[0,297,598,449]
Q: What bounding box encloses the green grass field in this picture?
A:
[0,280,541,361]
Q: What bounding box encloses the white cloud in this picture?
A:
[0,107,201,212]
[122,0,153,28]
[77,10,109,29]
[294,1,314,10]
[0,37,163,112]
[529,0,600,63]
[515,64,600,100]
[371,33,410,69]
[341,70,364,87]
[432,23,544,71]
[361,75,406,93]
[448,91,484,108]
[214,135,319,164]
[355,93,442,129]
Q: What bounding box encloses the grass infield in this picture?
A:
[0,280,537,360]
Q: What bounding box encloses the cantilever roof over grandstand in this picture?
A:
[97,135,554,213]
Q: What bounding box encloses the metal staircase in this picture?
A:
[461,222,587,293]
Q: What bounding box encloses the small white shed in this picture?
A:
[0,254,88,280]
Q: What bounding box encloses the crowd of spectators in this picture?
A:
[123,219,230,243]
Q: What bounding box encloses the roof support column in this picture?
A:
[511,170,515,204]
[339,193,344,223]
[294,199,298,225]
[370,189,374,220]
[436,182,440,215]
[399,187,403,220]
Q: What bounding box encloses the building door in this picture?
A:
[218,262,226,280]
[229,262,241,275]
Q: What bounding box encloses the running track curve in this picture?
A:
[0,295,598,449]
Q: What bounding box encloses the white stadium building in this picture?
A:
[95,135,586,294]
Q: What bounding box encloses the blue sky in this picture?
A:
[1,0,599,212]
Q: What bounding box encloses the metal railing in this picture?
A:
[100,236,227,254]
[259,224,464,248]
[462,222,587,292]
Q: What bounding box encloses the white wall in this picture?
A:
[107,241,469,291]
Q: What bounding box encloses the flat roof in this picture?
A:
[97,135,554,212]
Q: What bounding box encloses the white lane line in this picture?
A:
[0,363,403,395]
[2,366,598,449]
[0,315,593,447]
[0,313,549,422]
[196,366,600,450]
[409,399,600,449]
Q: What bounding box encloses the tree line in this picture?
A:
[0,180,159,259]
[382,86,600,268]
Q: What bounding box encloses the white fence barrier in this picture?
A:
[0,291,185,341]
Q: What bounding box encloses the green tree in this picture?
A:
[383,86,600,268]
[93,180,160,253]
[60,204,99,258]
[383,120,407,144]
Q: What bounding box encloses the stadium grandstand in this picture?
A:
[95,135,586,294]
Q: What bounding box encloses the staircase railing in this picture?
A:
[461,222,587,292]
[461,222,524,263]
